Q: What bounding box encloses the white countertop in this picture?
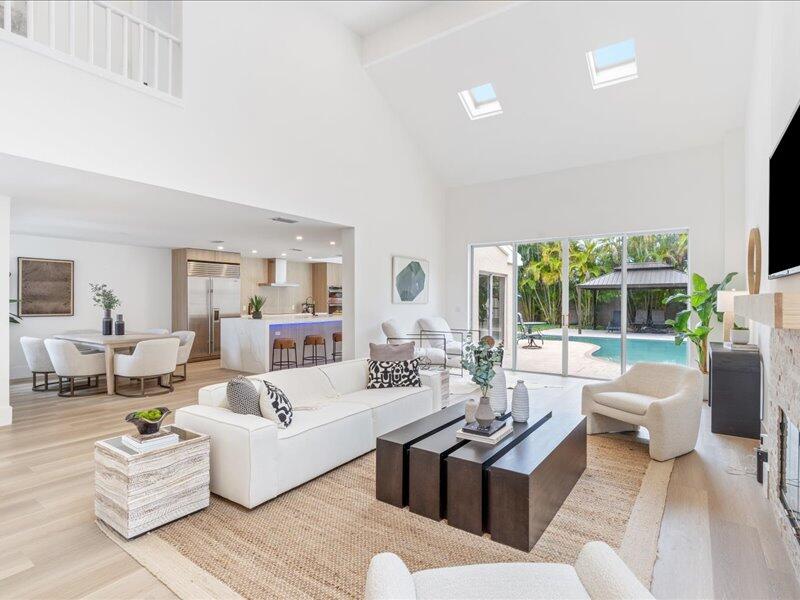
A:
[225,314,342,325]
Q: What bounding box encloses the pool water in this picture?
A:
[543,334,687,365]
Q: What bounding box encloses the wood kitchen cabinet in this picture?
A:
[312,263,342,314]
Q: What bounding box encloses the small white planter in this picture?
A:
[731,329,750,345]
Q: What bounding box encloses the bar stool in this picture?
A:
[331,332,342,362]
[271,338,298,370]
[303,335,327,366]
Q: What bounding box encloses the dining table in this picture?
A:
[52,331,173,395]
[519,321,547,349]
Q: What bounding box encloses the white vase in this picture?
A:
[489,366,507,415]
[511,380,529,423]
[464,398,478,424]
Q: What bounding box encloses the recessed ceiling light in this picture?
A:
[296,235,303,241]
[307,256,313,260]
[458,82,503,120]
[330,241,336,246]
[281,252,287,257]
[217,246,225,250]
[586,39,637,89]
[251,249,258,254]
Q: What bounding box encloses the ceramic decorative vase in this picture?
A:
[114,314,125,335]
[102,309,113,335]
[252,310,262,320]
[489,366,507,415]
[125,407,171,435]
[464,398,478,424]
[475,396,495,429]
[511,379,529,423]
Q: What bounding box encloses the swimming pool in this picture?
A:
[542,334,687,365]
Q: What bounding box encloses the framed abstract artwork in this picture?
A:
[392,256,429,304]
[17,257,75,317]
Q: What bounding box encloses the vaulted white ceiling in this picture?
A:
[327,1,757,187]
[319,1,433,37]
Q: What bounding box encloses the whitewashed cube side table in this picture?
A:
[95,425,210,539]
[420,368,450,408]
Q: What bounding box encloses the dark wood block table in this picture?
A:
[376,400,466,507]
[445,411,552,535]
[488,414,586,551]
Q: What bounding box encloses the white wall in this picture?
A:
[445,143,746,344]
[9,235,171,380]
[0,1,446,365]
[0,197,9,425]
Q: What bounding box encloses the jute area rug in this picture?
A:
[104,433,673,600]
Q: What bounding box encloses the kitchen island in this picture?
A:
[220,315,342,373]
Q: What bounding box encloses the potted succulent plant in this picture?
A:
[125,407,171,435]
[249,295,266,319]
[461,339,504,428]
[731,322,751,345]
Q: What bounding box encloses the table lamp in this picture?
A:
[717,290,746,342]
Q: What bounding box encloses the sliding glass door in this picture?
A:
[471,229,688,379]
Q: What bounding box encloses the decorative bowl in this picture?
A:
[125,407,171,435]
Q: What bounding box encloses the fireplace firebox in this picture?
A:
[780,409,800,541]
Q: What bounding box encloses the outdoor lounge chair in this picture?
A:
[606,310,621,333]
[633,309,648,332]
[650,310,668,332]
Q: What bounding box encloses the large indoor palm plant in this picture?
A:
[664,272,735,374]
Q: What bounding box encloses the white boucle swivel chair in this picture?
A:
[20,337,57,391]
[582,362,703,461]
[365,541,654,600]
[114,338,180,397]
[43,339,106,397]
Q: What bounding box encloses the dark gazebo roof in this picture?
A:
[576,262,688,290]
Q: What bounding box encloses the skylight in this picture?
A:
[458,82,503,120]
[586,39,638,89]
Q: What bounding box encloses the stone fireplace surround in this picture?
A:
[768,329,800,578]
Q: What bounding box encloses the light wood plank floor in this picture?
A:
[0,362,798,599]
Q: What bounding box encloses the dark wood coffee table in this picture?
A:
[376,405,587,551]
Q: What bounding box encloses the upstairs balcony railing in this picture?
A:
[0,0,182,101]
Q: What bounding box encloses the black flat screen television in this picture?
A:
[769,102,800,279]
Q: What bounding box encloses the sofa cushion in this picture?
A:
[367,359,421,389]
[343,386,432,409]
[319,359,369,396]
[370,342,415,361]
[263,367,338,408]
[276,401,369,440]
[593,391,654,416]
[260,381,293,428]
[412,563,589,599]
[226,376,262,416]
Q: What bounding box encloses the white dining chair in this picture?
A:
[143,328,170,335]
[62,330,104,354]
[43,339,106,397]
[171,330,195,382]
[20,337,57,391]
[114,338,180,397]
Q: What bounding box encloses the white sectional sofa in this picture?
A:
[175,359,436,509]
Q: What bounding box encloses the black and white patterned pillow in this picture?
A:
[260,380,293,428]
[226,376,261,416]
[367,359,421,389]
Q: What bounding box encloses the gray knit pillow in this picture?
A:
[226,376,261,416]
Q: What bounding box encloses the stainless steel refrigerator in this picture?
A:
[187,261,241,361]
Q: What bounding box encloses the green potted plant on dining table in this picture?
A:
[90,283,121,335]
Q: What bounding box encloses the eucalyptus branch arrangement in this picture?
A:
[89,283,121,311]
[461,339,504,398]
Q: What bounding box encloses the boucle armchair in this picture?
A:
[582,362,703,461]
[365,541,653,600]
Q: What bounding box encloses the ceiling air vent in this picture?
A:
[289,248,303,252]
[272,217,299,224]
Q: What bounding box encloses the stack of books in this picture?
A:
[723,342,759,352]
[456,420,512,445]
[121,430,179,452]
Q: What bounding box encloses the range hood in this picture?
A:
[261,258,299,287]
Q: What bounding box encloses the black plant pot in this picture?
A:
[102,309,113,335]
[125,407,171,435]
[252,310,262,319]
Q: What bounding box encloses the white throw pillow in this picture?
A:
[259,380,293,428]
